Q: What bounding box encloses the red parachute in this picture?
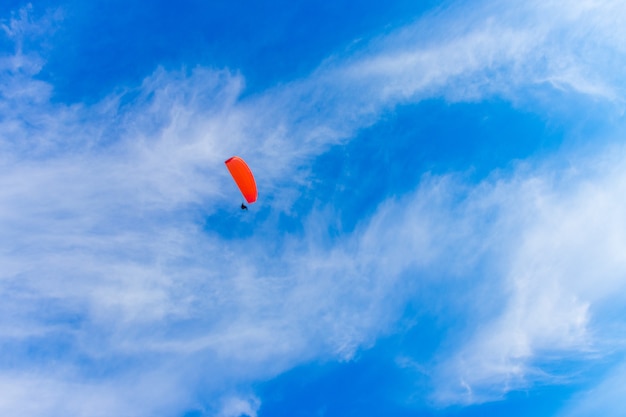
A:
[225,156,258,205]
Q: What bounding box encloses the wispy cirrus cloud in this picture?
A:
[2,0,626,415]
[558,362,626,417]
[428,146,626,404]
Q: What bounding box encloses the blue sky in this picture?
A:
[1,1,626,416]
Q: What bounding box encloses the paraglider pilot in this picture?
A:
[241,203,248,210]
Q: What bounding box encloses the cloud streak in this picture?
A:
[1,0,626,414]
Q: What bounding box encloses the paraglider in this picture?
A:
[225,156,257,209]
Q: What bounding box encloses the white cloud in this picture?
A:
[558,361,626,417]
[0,369,193,417]
[217,396,260,417]
[2,0,626,415]
[426,146,626,404]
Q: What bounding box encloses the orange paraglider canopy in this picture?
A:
[225,156,258,204]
